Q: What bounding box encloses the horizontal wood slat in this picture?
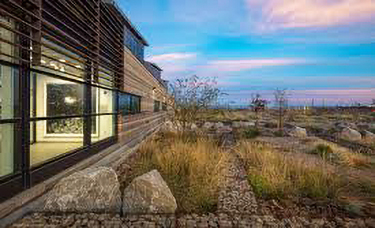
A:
[0,0,125,88]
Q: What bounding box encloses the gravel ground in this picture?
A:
[217,151,258,214]
[8,131,375,228]
[10,212,375,228]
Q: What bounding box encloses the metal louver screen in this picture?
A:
[0,0,125,88]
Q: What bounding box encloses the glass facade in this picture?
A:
[0,124,14,176]
[125,27,144,61]
[118,93,141,115]
[162,102,167,111]
[154,100,161,112]
[0,16,17,177]
[0,0,168,202]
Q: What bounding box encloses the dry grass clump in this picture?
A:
[310,142,371,168]
[236,141,342,200]
[124,131,229,213]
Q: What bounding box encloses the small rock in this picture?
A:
[203,122,215,129]
[363,130,375,140]
[289,126,307,138]
[340,127,362,141]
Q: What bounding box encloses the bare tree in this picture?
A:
[250,93,268,129]
[168,75,223,131]
[274,89,288,132]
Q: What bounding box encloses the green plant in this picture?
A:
[369,128,375,134]
[243,128,260,139]
[237,141,342,200]
[273,130,284,137]
[312,144,334,159]
[371,112,375,118]
[123,132,228,213]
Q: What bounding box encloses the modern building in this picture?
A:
[0,0,169,203]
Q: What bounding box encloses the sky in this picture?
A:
[118,0,375,106]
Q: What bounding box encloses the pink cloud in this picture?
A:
[146,52,197,62]
[247,0,375,31]
[204,58,309,72]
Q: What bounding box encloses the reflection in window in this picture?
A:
[0,16,15,63]
[119,93,141,115]
[91,86,115,143]
[32,38,85,80]
[162,102,167,111]
[154,100,160,112]
[91,115,114,143]
[124,28,144,61]
[30,73,84,136]
[0,64,15,120]
[30,119,84,166]
[0,124,14,177]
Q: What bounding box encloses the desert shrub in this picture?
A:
[356,179,375,195]
[264,122,277,129]
[237,141,342,200]
[310,141,371,167]
[123,132,228,213]
[273,130,284,137]
[311,144,334,160]
[243,127,260,139]
[338,151,371,168]
[327,128,337,135]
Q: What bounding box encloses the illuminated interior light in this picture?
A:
[41,59,46,64]
[59,59,66,63]
[60,67,65,72]
[64,97,77,104]
[75,65,81,69]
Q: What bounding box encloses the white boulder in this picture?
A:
[44,167,121,213]
[340,127,362,141]
[122,170,177,214]
[289,126,307,138]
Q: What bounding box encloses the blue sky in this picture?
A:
[118,0,375,106]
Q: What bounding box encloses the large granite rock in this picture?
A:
[123,170,177,214]
[289,126,307,138]
[340,127,362,141]
[44,167,121,213]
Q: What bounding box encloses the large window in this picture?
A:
[154,100,160,112]
[91,87,115,143]
[118,93,141,115]
[29,73,85,166]
[0,64,16,177]
[125,28,144,61]
[162,102,167,111]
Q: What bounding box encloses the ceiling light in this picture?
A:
[64,97,77,104]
